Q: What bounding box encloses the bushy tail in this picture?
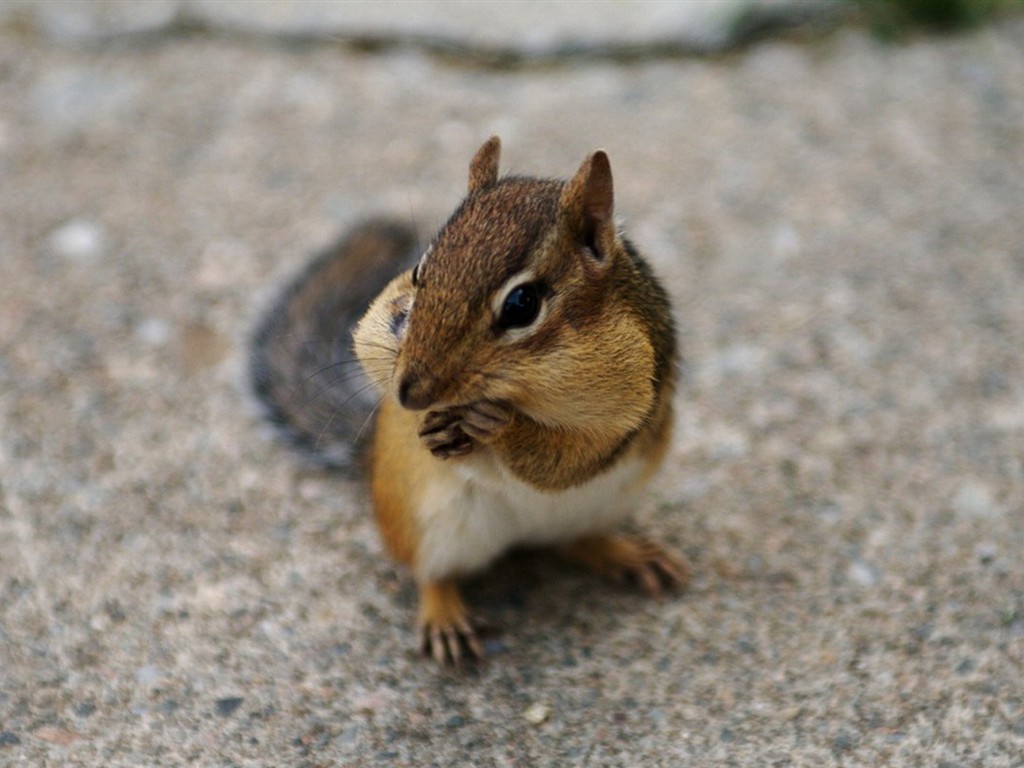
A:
[249,219,418,473]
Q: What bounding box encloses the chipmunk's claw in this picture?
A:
[622,548,689,597]
[418,579,485,667]
[428,433,474,458]
[421,615,485,667]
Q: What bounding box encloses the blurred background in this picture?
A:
[1,1,1022,765]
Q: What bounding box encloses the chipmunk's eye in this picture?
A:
[411,263,420,287]
[498,283,541,330]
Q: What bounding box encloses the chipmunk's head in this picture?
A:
[355,137,658,431]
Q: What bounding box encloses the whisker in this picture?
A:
[268,332,348,344]
[293,355,391,410]
[313,379,381,452]
[298,357,393,386]
[301,359,370,388]
[354,394,385,445]
[297,369,373,412]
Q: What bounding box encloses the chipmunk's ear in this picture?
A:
[560,150,616,263]
[468,136,501,193]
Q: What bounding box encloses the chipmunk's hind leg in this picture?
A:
[559,534,690,597]
[418,579,484,666]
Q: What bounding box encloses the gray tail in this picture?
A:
[249,219,418,473]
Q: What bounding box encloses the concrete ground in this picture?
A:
[2,3,1023,766]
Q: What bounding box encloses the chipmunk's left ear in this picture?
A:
[560,150,616,264]
[468,136,501,193]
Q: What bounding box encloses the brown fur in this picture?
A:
[337,139,684,664]
[467,136,501,193]
[391,144,677,491]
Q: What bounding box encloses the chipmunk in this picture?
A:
[251,137,688,665]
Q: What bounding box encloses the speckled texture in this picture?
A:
[1,9,1023,767]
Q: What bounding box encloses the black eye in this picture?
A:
[411,263,420,287]
[498,283,541,330]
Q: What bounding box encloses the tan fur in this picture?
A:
[349,139,685,664]
[368,397,423,567]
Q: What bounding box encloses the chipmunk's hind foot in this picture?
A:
[418,579,485,666]
[559,533,690,597]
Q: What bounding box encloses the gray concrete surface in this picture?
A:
[2,3,1024,766]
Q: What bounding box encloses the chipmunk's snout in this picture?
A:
[398,371,436,411]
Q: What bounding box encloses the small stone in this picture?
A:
[49,219,104,262]
[847,560,879,587]
[135,317,171,346]
[215,697,244,717]
[0,732,20,747]
[523,702,551,725]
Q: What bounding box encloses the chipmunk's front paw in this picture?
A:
[454,400,513,442]
[419,410,473,458]
[419,401,513,458]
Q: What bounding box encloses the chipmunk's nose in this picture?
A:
[398,372,435,411]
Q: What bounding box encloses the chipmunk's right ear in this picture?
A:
[468,136,501,193]
[560,150,616,267]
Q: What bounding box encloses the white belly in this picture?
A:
[413,451,649,581]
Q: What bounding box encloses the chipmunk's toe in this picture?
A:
[457,401,513,441]
[421,615,485,666]
[419,412,474,458]
[622,543,690,597]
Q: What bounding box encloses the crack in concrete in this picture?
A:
[23,4,851,70]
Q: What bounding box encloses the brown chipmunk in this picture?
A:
[251,137,687,665]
